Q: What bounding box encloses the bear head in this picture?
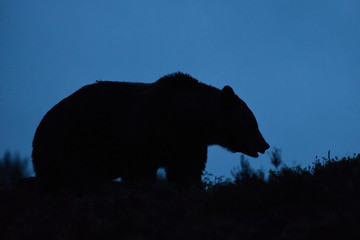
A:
[218,85,269,157]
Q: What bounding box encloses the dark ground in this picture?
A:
[1,154,360,240]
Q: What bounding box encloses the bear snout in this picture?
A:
[244,137,269,157]
[255,133,270,154]
[259,141,270,154]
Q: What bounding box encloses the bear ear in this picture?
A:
[220,85,236,107]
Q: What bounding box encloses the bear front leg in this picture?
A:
[166,145,207,187]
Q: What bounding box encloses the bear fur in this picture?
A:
[32,72,269,189]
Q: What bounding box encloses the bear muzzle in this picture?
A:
[242,138,270,158]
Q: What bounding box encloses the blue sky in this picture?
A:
[1,0,359,178]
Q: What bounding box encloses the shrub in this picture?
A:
[0,151,31,189]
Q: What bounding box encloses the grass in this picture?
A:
[1,151,360,239]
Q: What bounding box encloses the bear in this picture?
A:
[32,72,269,189]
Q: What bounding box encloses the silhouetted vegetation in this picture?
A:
[1,151,360,239]
[0,151,31,190]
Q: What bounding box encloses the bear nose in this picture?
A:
[254,133,269,154]
[259,141,270,154]
[256,133,269,153]
[263,142,270,151]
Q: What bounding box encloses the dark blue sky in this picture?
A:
[1,0,359,178]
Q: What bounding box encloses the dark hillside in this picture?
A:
[1,153,360,239]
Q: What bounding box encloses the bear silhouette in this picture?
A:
[32,72,269,189]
